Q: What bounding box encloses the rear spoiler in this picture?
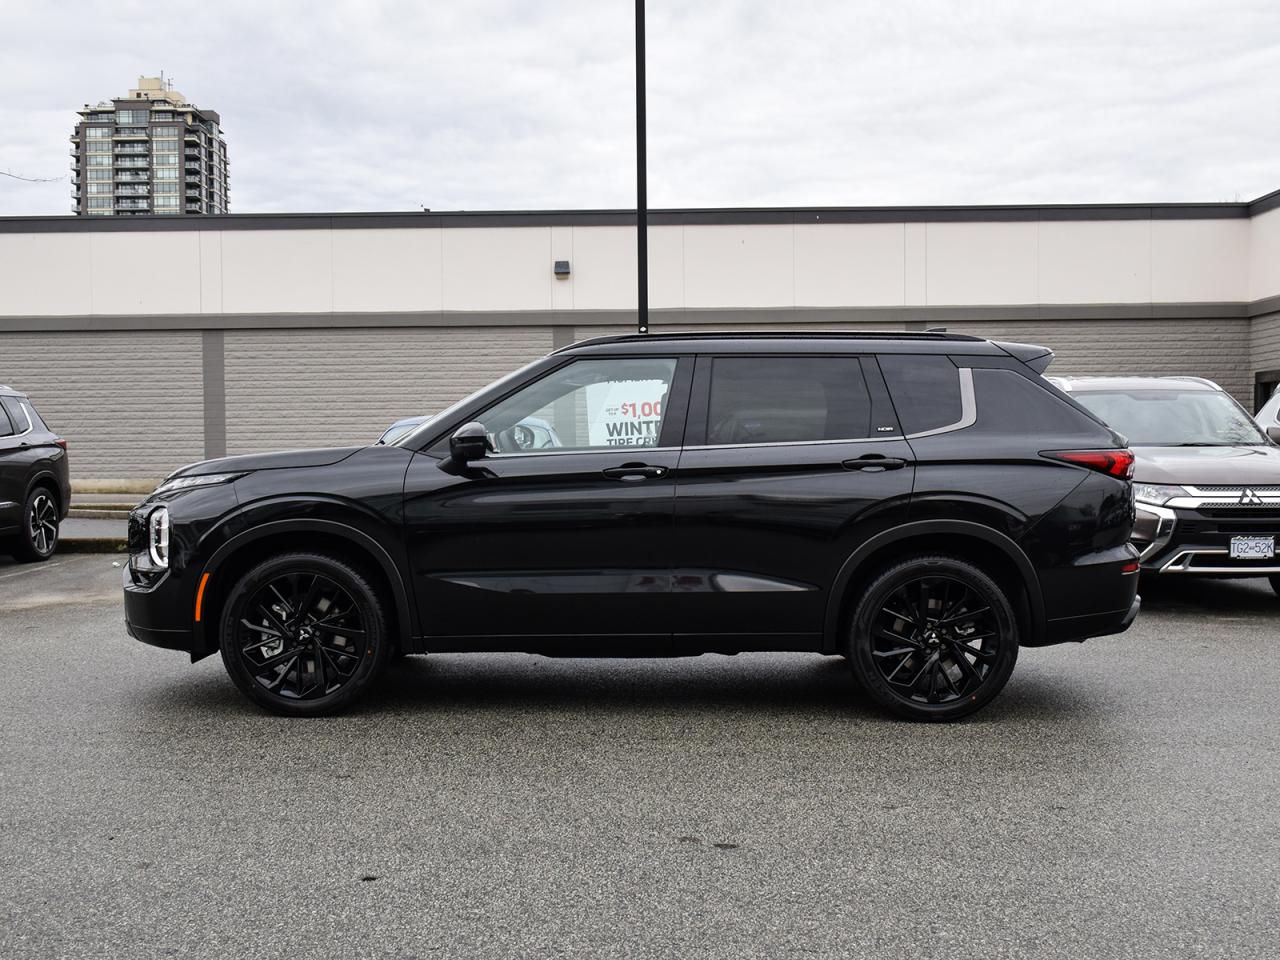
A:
[993,340,1054,374]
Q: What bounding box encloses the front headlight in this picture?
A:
[153,472,243,496]
[148,506,170,569]
[130,505,171,579]
[1133,483,1187,506]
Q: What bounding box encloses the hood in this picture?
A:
[1133,445,1280,486]
[167,446,366,480]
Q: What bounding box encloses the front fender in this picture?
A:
[191,509,416,657]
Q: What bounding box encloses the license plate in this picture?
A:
[1229,536,1276,560]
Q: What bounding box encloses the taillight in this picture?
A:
[1043,449,1135,479]
[54,438,68,451]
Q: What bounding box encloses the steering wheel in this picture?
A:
[496,423,536,452]
[512,423,536,450]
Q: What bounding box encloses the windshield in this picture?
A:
[1071,389,1268,446]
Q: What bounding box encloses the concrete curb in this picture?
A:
[59,539,128,555]
[68,509,132,520]
[72,480,159,495]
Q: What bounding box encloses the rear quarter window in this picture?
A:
[970,369,1111,440]
[877,355,963,435]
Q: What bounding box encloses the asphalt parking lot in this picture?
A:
[1,554,1277,960]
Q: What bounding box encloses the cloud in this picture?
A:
[1,0,1276,216]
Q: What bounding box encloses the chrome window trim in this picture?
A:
[485,445,680,460]
[687,435,895,452]
[484,365,977,456]
[903,367,976,440]
[686,361,969,451]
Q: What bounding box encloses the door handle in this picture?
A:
[842,455,908,472]
[602,463,668,482]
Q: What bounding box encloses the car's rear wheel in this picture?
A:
[11,486,59,563]
[219,552,390,716]
[847,555,1019,721]
[1269,573,1280,599]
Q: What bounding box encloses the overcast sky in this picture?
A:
[1,0,1277,216]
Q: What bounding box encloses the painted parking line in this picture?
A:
[0,560,66,582]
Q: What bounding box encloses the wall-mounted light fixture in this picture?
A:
[553,260,571,278]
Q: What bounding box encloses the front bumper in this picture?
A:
[1135,502,1280,576]
[123,565,198,653]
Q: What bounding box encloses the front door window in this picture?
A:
[480,357,678,454]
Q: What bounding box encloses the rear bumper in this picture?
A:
[1045,594,1140,644]
[1031,542,1141,645]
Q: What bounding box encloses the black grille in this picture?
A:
[1179,518,1280,536]
[1195,507,1280,520]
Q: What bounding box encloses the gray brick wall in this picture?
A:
[1,316,1260,478]
[587,316,1254,402]
[0,331,204,480]
[222,326,555,454]
[939,319,1253,404]
[1252,312,1280,375]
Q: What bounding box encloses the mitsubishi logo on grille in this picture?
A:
[1239,488,1264,506]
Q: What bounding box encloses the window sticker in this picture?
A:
[586,379,667,447]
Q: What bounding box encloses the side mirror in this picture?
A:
[1267,424,1280,444]
[450,421,491,462]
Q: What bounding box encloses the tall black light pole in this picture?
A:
[635,0,649,334]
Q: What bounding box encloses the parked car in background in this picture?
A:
[1054,376,1280,597]
[1255,385,1280,442]
[0,385,70,563]
[124,332,1139,721]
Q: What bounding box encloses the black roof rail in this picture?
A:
[552,330,985,354]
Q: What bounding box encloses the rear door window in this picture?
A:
[0,403,13,438]
[704,356,872,444]
[0,397,30,434]
[877,355,963,435]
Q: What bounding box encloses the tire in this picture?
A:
[847,555,1019,722]
[12,486,60,563]
[219,551,390,716]
[1269,574,1280,599]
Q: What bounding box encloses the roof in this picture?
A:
[2,186,1278,234]
[558,330,1008,357]
[0,384,23,396]
[1051,375,1223,393]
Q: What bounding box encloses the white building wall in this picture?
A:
[1249,207,1280,302]
[0,215,1263,318]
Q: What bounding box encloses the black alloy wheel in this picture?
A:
[13,487,59,562]
[219,552,389,716]
[848,555,1018,721]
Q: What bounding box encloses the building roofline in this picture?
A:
[2,189,1277,232]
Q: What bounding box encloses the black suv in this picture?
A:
[0,385,69,562]
[124,332,1140,720]
[1054,375,1280,596]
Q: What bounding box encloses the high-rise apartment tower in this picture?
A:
[71,76,228,216]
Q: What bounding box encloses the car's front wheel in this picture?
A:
[847,555,1019,721]
[219,552,390,716]
[11,486,60,563]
